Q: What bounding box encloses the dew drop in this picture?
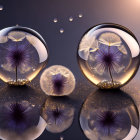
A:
[0,5,3,11]
[53,18,58,23]
[69,17,73,22]
[60,28,64,34]
[60,136,64,140]
[78,14,83,18]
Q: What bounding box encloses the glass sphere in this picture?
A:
[80,90,139,140]
[0,26,48,85]
[78,23,140,89]
[41,97,75,133]
[40,65,76,96]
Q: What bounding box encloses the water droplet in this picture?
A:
[60,136,64,140]
[78,14,83,18]
[69,17,73,22]
[53,18,58,23]
[60,28,64,34]
[0,5,3,11]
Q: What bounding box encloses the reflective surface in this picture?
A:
[40,65,76,96]
[0,26,48,85]
[1,0,140,139]
[0,86,47,140]
[80,89,139,140]
[41,97,75,133]
[78,23,140,89]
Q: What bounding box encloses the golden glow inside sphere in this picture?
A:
[77,23,140,89]
[40,65,76,96]
[0,26,48,85]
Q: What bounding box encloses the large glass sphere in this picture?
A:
[80,90,139,140]
[0,26,48,85]
[78,23,140,89]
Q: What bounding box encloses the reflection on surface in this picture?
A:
[79,89,139,140]
[41,97,75,133]
[0,86,47,140]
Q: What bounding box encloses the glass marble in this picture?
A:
[78,14,83,18]
[53,18,58,23]
[0,5,3,11]
[41,97,75,133]
[77,23,140,89]
[60,28,64,34]
[40,65,76,96]
[0,26,48,85]
[80,90,139,140]
[69,17,73,22]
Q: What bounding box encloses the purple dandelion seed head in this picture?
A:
[103,53,114,67]
[3,102,30,133]
[9,103,26,123]
[46,108,64,126]
[6,40,30,68]
[93,110,121,136]
[95,44,122,72]
[97,111,116,127]
[52,73,66,94]
[9,49,25,67]
[52,108,62,119]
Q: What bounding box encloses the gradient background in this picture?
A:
[0,0,140,140]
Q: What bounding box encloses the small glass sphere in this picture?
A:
[0,26,48,85]
[60,28,64,34]
[41,97,75,133]
[0,5,3,11]
[80,90,139,140]
[40,65,76,96]
[53,18,58,23]
[77,23,140,89]
[78,14,83,18]
[69,16,73,22]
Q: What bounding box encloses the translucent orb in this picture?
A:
[78,14,83,18]
[0,26,48,85]
[80,90,139,140]
[41,97,75,133]
[0,5,3,11]
[60,28,64,34]
[53,18,58,23]
[77,23,140,89]
[40,65,76,96]
[69,17,73,22]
